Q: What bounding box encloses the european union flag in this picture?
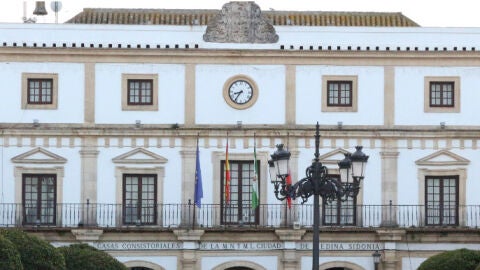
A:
[194,143,203,208]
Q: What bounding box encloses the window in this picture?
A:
[424,76,460,113]
[22,73,58,110]
[123,174,157,225]
[327,81,352,107]
[28,79,53,104]
[322,75,358,112]
[128,79,153,105]
[22,174,56,225]
[430,82,454,107]
[221,160,259,225]
[122,74,158,111]
[322,175,356,226]
[425,176,459,226]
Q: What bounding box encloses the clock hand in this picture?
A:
[234,90,243,101]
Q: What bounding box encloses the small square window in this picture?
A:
[22,73,58,110]
[28,79,53,104]
[122,74,158,111]
[430,82,454,107]
[127,79,153,105]
[327,81,352,107]
[322,75,358,112]
[424,76,460,113]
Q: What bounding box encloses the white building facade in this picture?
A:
[1,2,480,270]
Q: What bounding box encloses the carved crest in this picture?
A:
[203,1,279,43]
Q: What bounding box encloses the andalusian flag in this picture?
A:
[252,136,259,209]
[225,137,231,204]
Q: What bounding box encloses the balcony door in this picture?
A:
[22,174,56,225]
[221,160,259,225]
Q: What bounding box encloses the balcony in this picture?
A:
[1,203,479,229]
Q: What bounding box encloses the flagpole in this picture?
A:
[193,136,198,230]
[225,132,231,223]
[193,133,203,229]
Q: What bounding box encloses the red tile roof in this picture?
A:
[66,8,419,27]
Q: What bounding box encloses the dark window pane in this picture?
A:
[322,175,356,226]
[22,174,56,225]
[429,82,454,107]
[221,160,259,225]
[327,81,352,107]
[27,79,53,105]
[425,176,458,225]
[127,79,153,105]
[122,174,157,225]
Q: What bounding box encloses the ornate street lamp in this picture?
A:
[269,123,368,270]
[372,250,382,270]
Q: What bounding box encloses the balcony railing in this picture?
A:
[1,202,479,229]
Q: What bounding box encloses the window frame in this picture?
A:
[114,166,165,227]
[220,160,260,225]
[424,76,460,113]
[322,174,357,226]
[127,79,154,106]
[322,75,358,112]
[22,73,58,110]
[417,168,467,227]
[122,174,158,225]
[22,173,57,225]
[326,80,353,107]
[425,175,459,226]
[122,74,158,111]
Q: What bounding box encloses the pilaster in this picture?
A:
[377,229,406,270]
[80,137,99,226]
[285,65,296,126]
[380,140,399,226]
[174,230,204,270]
[180,138,197,225]
[275,229,306,270]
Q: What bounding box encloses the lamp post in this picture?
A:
[269,123,368,270]
[372,250,381,270]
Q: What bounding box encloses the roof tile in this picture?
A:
[66,8,419,27]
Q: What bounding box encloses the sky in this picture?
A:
[0,0,479,27]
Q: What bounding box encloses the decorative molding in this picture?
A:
[71,229,104,241]
[318,148,350,165]
[11,147,67,164]
[203,1,278,43]
[173,230,205,241]
[112,148,168,164]
[415,149,470,166]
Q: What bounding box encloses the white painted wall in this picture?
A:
[0,62,84,123]
[196,64,286,125]
[296,66,384,125]
[395,66,480,125]
[4,24,480,51]
[95,63,185,124]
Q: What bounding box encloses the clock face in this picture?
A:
[228,80,253,105]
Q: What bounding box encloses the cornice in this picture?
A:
[2,47,480,66]
[2,125,480,139]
